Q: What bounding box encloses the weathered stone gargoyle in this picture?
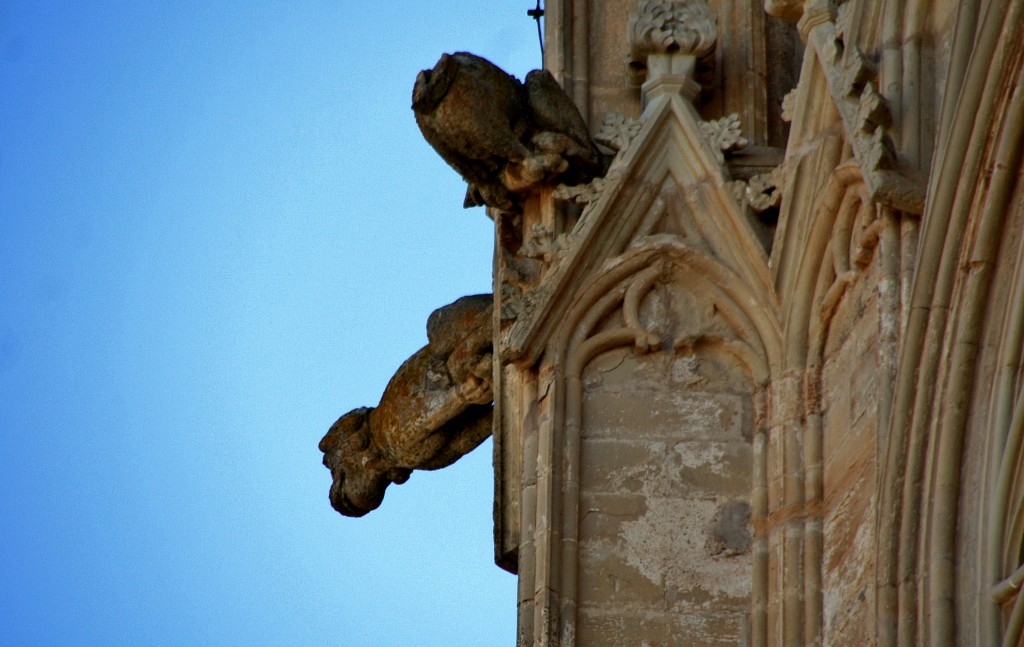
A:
[412,52,604,212]
[319,294,494,517]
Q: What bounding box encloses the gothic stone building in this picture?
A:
[488,1,1024,645]
[323,0,1024,644]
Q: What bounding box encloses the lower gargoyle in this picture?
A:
[319,294,494,517]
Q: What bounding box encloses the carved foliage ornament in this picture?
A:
[795,4,924,212]
[554,170,624,209]
[554,111,643,209]
[730,168,784,213]
[595,112,645,153]
[628,0,717,62]
[557,109,757,223]
[700,113,748,163]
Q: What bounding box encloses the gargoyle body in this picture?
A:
[319,294,494,517]
[412,52,604,212]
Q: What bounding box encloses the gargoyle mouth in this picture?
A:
[321,452,364,517]
[324,453,412,517]
[328,477,373,518]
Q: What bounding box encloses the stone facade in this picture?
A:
[489,1,1024,645]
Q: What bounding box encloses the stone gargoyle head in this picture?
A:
[318,407,411,517]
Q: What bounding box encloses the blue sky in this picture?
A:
[0,2,539,644]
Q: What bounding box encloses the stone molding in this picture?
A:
[794,3,926,213]
[874,1,1024,644]
[500,80,773,366]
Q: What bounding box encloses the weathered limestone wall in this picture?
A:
[578,347,753,645]
[820,259,882,645]
[545,0,800,146]
[492,0,1024,645]
[321,0,1024,644]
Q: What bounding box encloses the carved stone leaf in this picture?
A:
[746,171,783,211]
[519,224,571,262]
[700,113,747,163]
[554,170,623,206]
[730,167,783,212]
[795,6,926,212]
[596,112,645,153]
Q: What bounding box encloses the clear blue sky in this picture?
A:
[0,2,540,645]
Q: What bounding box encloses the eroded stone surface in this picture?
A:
[319,1,1024,644]
[412,52,604,213]
[319,294,494,517]
[577,350,753,645]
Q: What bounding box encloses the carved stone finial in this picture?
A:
[628,0,717,61]
[627,0,717,103]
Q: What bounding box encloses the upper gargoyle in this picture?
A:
[412,52,604,212]
[319,294,494,517]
